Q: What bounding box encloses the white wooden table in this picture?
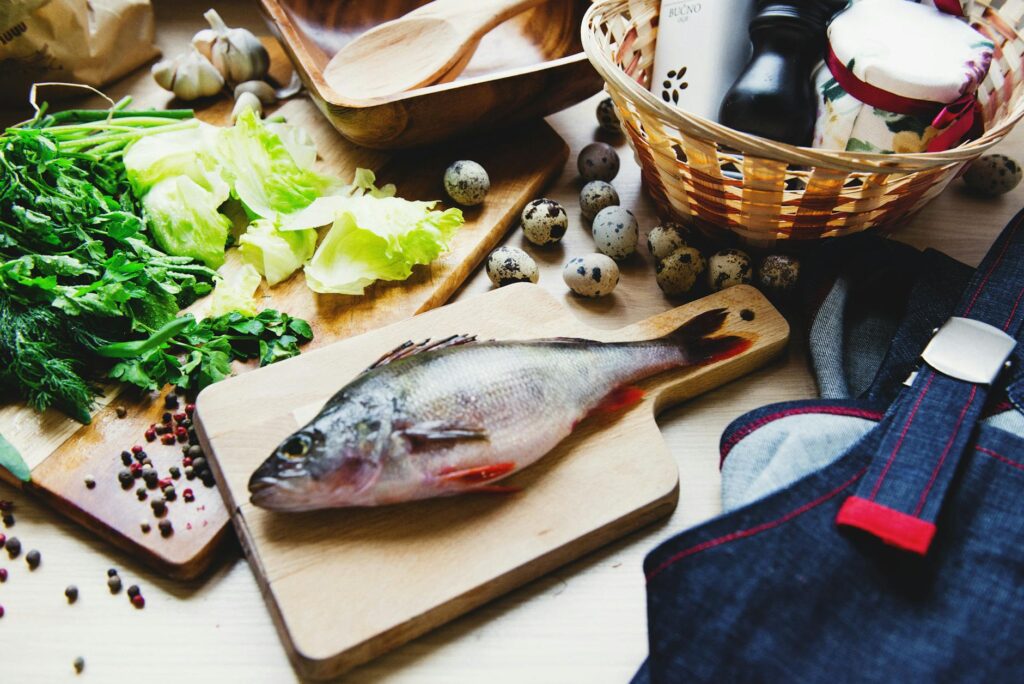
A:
[1,2,1021,680]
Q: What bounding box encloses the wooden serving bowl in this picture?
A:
[261,0,603,149]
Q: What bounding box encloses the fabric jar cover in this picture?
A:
[812,0,993,154]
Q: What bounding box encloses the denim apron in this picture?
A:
[634,213,1024,683]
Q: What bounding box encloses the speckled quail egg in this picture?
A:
[443,160,490,206]
[596,97,622,135]
[579,180,619,220]
[486,246,538,287]
[592,205,638,260]
[656,246,706,297]
[521,198,568,246]
[707,249,753,292]
[577,142,620,182]
[963,154,1022,196]
[757,254,800,294]
[563,253,620,297]
[646,222,695,261]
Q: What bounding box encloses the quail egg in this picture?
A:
[579,180,619,220]
[592,205,638,260]
[521,198,568,246]
[596,97,622,135]
[646,222,694,261]
[757,254,800,294]
[486,246,538,287]
[656,246,706,297]
[577,142,620,182]
[443,160,490,206]
[963,154,1022,197]
[563,253,620,297]
[707,249,753,292]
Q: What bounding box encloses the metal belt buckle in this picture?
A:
[921,317,1017,385]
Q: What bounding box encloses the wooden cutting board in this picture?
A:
[0,97,568,579]
[196,283,789,680]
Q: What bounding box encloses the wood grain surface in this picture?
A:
[0,96,567,579]
[196,283,788,679]
[1,2,1023,681]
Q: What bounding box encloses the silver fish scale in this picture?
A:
[371,340,681,483]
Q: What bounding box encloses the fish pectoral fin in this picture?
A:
[363,334,482,373]
[438,461,516,485]
[590,385,647,415]
[399,420,490,443]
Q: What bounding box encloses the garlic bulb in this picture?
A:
[234,80,277,105]
[194,9,269,84]
[232,91,263,122]
[151,47,225,101]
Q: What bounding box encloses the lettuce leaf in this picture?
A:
[238,219,316,286]
[123,123,222,196]
[303,194,463,295]
[216,109,337,219]
[208,263,263,317]
[142,175,232,268]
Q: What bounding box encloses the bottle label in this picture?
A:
[652,0,754,121]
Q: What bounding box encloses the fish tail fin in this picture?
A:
[661,308,752,365]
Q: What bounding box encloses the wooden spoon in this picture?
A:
[324,0,545,100]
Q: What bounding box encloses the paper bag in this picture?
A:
[0,0,159,103]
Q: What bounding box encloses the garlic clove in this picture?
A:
[234,80,277,105]
[192,28,217,61]
[232,91,263,122]
[151,59,177,91]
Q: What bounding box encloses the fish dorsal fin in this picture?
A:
[363,334,480,373]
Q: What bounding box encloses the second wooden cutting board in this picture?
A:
[196,283,789,680]
[0,98,567,579]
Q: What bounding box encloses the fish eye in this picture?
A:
[281,434,311,459]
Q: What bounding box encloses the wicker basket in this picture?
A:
[582,0,1024,246]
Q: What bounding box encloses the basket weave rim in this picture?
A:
[581,0,1024,173]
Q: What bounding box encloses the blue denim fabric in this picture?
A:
[634,216,1024,683]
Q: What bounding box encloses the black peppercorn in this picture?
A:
[107,568,118,577]
[134,450,148,463]
[73,656,85,674]
[187,444,203,459]
[2,513,14,527]
[65,585,79,603]
[25,549,40,569]
[121,451,133,466]
[184,466,196,480]
[115,405,128,418]
[151,500,167,517]
[84,476,96,490]
[136,488,148,501]
[169,467,181,479]
[127,584,141,599]
[5,537,19,558]
[107,575,122,594]
[158,519,173,537]
[164,393,179,409]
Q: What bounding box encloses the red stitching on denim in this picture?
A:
[962,213,1022,317]
[719,406,884,466]
[870,372,935,499]
[976,445,1024,472]
[913,385,978,515]
[645,467,868,583]
[1003,286,1024,331]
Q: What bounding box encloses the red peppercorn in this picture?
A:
[0,533,5,547]
[129,462,143,475]
[173,412,187,423]
[130,445,143,454]
[175,427,188,443]
[160,434,175,445]
[158,478,172,489]
[131,595,145,609]
[185,403,196,417]
[0,568,7,582]
[183,488,195,503]
[182,457,192,468]
[144,428,156,442]
[0,604,5,618]
[0,501,11,512]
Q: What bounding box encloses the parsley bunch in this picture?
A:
[0,101,312,422]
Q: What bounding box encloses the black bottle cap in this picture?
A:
[752,0,847,31]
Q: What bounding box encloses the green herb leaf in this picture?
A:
[0,433,31,482]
